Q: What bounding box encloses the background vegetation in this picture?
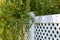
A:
[0,0,60,40]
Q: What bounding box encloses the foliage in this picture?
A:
[30,0,60,16]
[0,0,60,40]
[0,0,31,40]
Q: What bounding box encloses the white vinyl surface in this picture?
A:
[29,14,60,40]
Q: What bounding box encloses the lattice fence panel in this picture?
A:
[34,23,60,40]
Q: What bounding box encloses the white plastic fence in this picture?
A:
[29,14,60,40]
